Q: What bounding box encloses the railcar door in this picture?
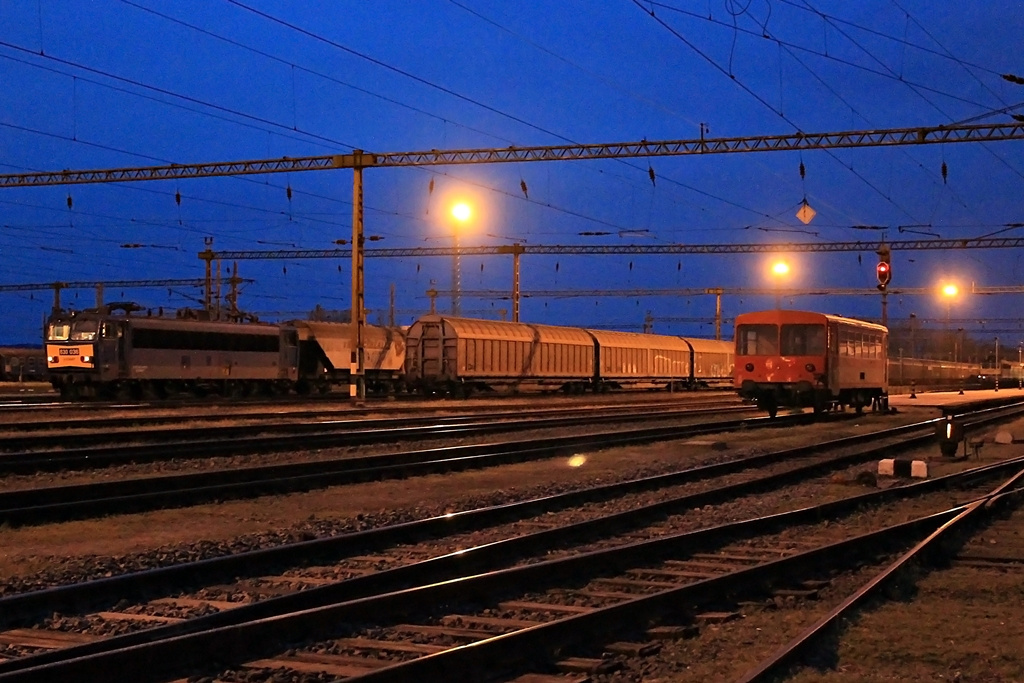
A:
[827,321,841,396]
[419,320,444,379]
[280,329,298,380]
[100,320,127,379]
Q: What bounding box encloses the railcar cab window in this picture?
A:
[47,323,70,341]
[70,320,99,341]
[736,324,778,355]
[780,324,825,356]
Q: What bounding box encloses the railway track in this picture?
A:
[0,401,755,475]
[735,447,1024,681]
[0,398,745,451]
[0,401,1021,681]
[0,405,811,525]
[0,390,736,419]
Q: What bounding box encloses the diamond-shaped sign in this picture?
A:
[796,201,816,225]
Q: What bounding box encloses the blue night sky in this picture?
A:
[1,1,1023,344]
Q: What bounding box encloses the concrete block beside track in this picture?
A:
[878,458,928,478]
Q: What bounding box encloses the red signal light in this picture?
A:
[876,261,891,290]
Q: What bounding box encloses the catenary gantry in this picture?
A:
[3,120,1022,396]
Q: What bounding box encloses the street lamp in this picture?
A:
[450,202,473,316]
[770,260,790,309]
[1018,342,1022,390]
[941,283,959,357]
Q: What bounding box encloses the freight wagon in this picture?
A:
[404,315,734,396]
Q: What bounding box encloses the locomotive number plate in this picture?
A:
[58,348,80,356]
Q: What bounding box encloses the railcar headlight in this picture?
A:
[805,363,816,372]
[745,363,754,371]
[82,356,92,362]
[48,356,57,363]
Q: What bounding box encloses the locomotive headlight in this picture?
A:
[805,363,816,372]
[82,356,92,363]
[745,363,754,372]
[48,356,57,363]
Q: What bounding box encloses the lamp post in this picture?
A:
[995,336,1000,391]
[942,284,958,359]
[770,260,790,309]
[450,202,472,316]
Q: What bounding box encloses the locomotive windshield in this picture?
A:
[70,319,99,341]
[47,322,71,341]
[780,324,825,356]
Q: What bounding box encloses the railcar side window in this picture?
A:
[736,324,778,355]
[780,324,825,356]
[47,323,70,341]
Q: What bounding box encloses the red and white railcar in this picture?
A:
[733,309,888,417]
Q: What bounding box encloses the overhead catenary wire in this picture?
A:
[633,1,925,223]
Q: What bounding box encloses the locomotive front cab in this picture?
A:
[734,312,830,416]
[46,311,127,397]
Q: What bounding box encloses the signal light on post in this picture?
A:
[876,261,891,291]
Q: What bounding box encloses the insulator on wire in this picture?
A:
[286,185,293,200]
[629,261,633,271]
[941,161,948,184]
[480,263,484,272]
[66,194,72,210]
[428,178,434,195]
[283,266,287,275]
[175,191,181,206]
[648,166,656,186]
[799,161,805,179]
[555,262,560,272]
[520,179,529,199]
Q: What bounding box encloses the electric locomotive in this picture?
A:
[46,303,297,399]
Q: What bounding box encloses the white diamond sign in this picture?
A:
[796,202,816,225]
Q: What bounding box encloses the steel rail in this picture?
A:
[9,461,1024,683]
[0,409,812,526]
[4,399,1023,526]
[0,397,741,438]
[3,406,1024,679]
[0,403,752,474]
[0,413,948,628]
[736,464,1024,682]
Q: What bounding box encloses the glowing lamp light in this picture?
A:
[942,284,959,297]
[451,202,472,223]
[567,454,587,468]
[771,261,790,276]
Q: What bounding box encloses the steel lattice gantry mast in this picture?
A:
[0,278,213,314]
[4,121,1024,398]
